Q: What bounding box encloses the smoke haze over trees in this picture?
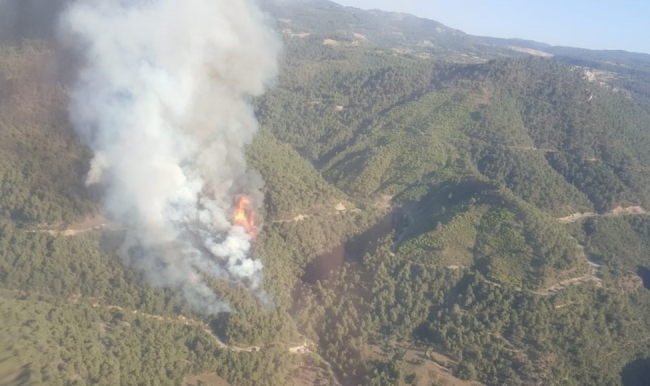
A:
[57,0,280,313]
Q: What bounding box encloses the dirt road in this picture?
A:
[557,206,647,224]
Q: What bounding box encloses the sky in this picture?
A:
[333,0,650,54]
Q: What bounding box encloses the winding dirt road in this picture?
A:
[557,206,647,224]
[534,239,602,296]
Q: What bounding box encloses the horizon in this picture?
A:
[333,0,650,54]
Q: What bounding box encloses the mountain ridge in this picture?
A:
[1,1,650,385]
[324,0,650,57]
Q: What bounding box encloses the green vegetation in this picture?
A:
[3,2,650,386]
[0,43,94,224]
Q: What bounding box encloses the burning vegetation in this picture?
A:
[234,196,258,238]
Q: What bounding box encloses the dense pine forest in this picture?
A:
[2,1,650,385]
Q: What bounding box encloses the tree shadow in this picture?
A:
[302,214,393,284]
[621,358,650,386]
[637,266,650,290]
[392,179,501,250]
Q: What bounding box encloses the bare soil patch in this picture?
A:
[323,39,340,46]
[367,342,481,386]
[508,46,553,57]
[183,373,232,386]
[32,214,121,237]
[557,206,647,224]
[619,274,644,294]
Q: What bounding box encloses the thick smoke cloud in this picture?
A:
[59,0,279,313]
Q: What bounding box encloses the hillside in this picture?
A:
[1,1,650,386]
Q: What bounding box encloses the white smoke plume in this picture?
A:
[59,0,279,313]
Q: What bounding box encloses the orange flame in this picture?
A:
[234,196,257,238]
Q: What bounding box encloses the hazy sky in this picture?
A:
[333,0,650,54]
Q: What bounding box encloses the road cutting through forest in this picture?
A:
[533,240,602,296]
[556,206,647,223]
[91,301,315,356]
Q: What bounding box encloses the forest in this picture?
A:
[2,1,650,385]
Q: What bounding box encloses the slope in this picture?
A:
[256,7,650,385]
[3,2,650,386]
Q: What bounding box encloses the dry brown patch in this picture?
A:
[508,146,558,153]
[68,293,82,304]
[557,212,598,223]
[286,357,335,386]
[184,373,232,386]
[97,323,111,334]
[401,347,479,386]
[31,214,124,237]
[288,341,313,355]
[538,265,594,295]
[557,206,648,223]
[367,343,480,386]
[509,46,553,57]
[609,206,647,216]
[619,274,644,294]
[373,195,393,209]
[441,248,473,267]
[64,215,109,233]
[281,29,310,38]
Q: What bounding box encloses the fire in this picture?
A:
[234,196,257,238]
